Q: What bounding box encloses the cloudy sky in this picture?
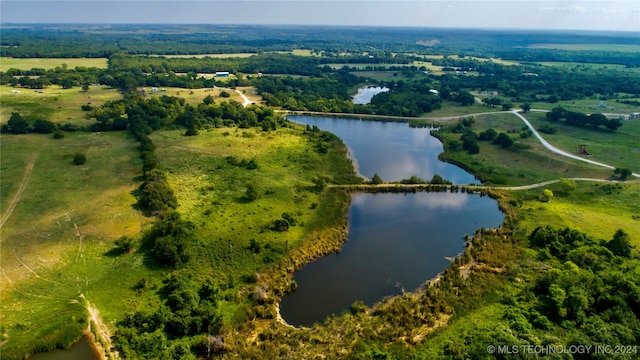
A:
[1,0,639,32]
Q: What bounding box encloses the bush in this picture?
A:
[32,119,57,134]
[52,130,65,139]
[72,152,87,165]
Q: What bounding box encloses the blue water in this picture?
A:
[289,115,478,184]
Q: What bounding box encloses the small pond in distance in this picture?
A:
[280,192,504,327]
[352,86,389,104]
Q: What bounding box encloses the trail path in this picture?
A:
[509,110,639,178]
[0,152,40,229]
[329,177,620,190]
[233,89,252,107]
[85,297,119,360]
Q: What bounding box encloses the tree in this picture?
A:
[6,112,29,134]
[32,119,56,134]
[558,178,576,193]
[501,103,512,111]
[478,128,497,141]
[539,189,553,202]
[185,124,199,136]
[493,133,514,148]
[245,183,260,201]
[613,168,632,181]
[521,103,531,113]
[606,229,632,258]
[203,95,215,105]
[370,173,383,185]
[73,152,87,165]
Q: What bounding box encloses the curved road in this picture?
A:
[285,108,639,179]
[510,110,639,178]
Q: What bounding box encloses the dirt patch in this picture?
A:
[85,297,119,360]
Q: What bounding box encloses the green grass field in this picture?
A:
[528,43,640,53]
[516,182,640,246]
[0,57,108,71]
[0,131,150,359]
[0,85,122,126]
[528,98,640,114]
[436,112,614,185]
[140,86,259,105]
[522,112,640,173]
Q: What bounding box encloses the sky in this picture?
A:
[1,0,639,32]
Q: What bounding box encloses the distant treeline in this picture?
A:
[2,24,640,66]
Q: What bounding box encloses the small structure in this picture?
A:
[150,87,159,92]
[215,71,230,77]
[578,144,590,156]
[429,89,439,95]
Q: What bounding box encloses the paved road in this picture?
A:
[509,110,639,178]
[283,108,639,179]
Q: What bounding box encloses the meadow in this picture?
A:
[516,182,640,246]
[0,85,122,126]
[435,112,614,185]
[0,131,150,359]
[523,112,640,173]
[0,57,108,71]
[528,43,640,52]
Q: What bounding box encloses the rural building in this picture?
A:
[151,87,159,92]
[215,71,230,77]
[429,89,439,95]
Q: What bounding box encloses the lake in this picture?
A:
[280,191,504,326]
[352,86,389,104]
[280,115,502,327]
[289,115,478,184]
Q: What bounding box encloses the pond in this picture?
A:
[289,115,478,184]
[280,116,502,327]
[280,191,504,327]
[352,86,389,105]
[28,335,101,360]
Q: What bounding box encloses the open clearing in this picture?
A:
[516,182,640,246]
[523,112,640,173]
[0,85,122,126]
[0,132,150,359]
[140,85,260,105]
[0,57,108,71]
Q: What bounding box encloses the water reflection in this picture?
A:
[352,86,389,104]
[289,116,478,184]
[280,192,503,326]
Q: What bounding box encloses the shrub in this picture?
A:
[72,152,87,165]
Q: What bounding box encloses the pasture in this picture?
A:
[516,182,640,246]
[528,43,640,52]
[523,112,640,173]
[0,57,108,71]
[140,86,260,105]
[0,85,122,126]
[436,112,614,185]
[528,97,640,114]
[0,131,150,359]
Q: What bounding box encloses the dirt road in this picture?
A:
[0,152,40,229]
